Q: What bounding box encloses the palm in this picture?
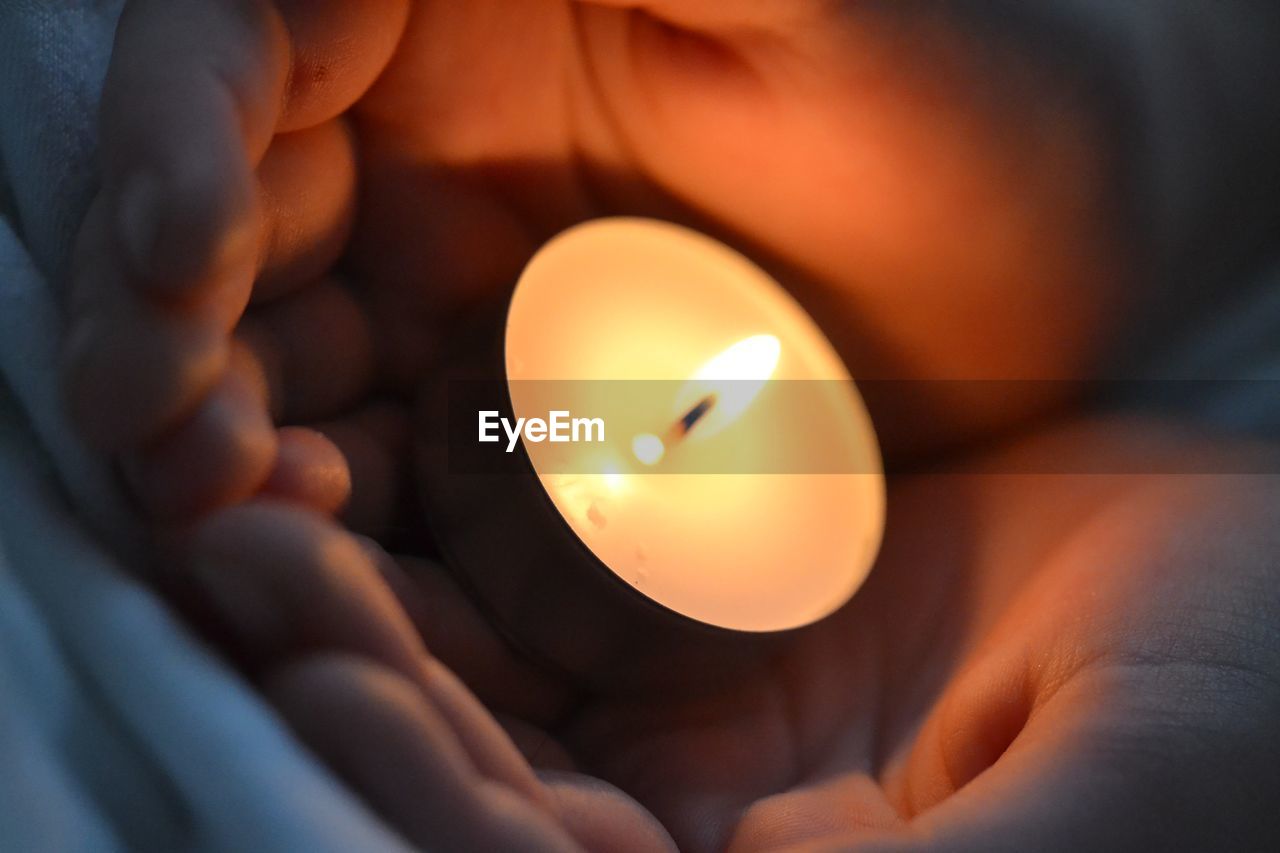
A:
[536,426,1280,851]
[558,514,926,852]
[335,1,1123,454]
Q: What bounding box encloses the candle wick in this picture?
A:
[674,394,717,440]
[632,394,719,468]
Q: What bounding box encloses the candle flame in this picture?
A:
[675,334,780,441]
[691,334,782,386]
[632,334,782,465]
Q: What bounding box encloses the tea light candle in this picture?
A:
[418,218,884,690]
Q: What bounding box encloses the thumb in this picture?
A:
[852,662,1280,853]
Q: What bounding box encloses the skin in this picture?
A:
[65,0,1130,519]
[171,422,1280,852]
[62,1,1280,850]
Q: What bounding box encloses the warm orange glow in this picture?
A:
[506,219,884,633]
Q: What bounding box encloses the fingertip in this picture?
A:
[254,121,358,300]
[261,426,353,515]
[63,308,229,450]
[178,499,426,672]
[112,149,261,323]
[320,410,406,538]
[275,0,412,133]
[107,0,291,160]
[542,771,679,853]
[102,0,285,313]
[261,653,485,848]
[123,347,277,521]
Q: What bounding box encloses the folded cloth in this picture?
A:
[0,397,412,853]
[0,3,409,850]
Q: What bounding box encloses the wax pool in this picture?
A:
[504,218,885,633]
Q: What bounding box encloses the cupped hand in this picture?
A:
[63,2,1280,852]
[64,0,1129,527]
[556,422,1280,851]
[175,420,1280,851]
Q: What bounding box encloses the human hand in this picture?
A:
[176,420,1280,851]
[63,1,1280,850]
[168,502,675,852]
[556,421,1280,851]
[63,0,1130,529]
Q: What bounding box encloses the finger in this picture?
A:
[854,664,1280,853]
[177,504,553,809]
[67,0,405,452]
[177,502,428,675]
[417,658,562,815]
[122,341,277,521]
[849,695,1144,853]
[577,0,820,30]
[260,426,352,515]
[382,556,575,724]
[66,0,288,447]
[99,0,408,302]
[347,549,563,818]
[727,775,902,851]
[273,0,412,133]
[101,0,288,300]
[500,716,578,773]
[237,277,376,423]
[265,655,578,852]
[313,402,410,538]
[64,197,229,449]
[541,771,679,853]
[254,120,358,301]
[62,299,229,450]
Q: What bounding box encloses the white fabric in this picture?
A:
[0,2,1276,851]
[0,3,409,851]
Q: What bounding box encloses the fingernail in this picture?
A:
[114,171,162,281]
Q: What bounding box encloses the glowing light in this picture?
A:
[692,334,781,384]
[673,334,781,440]
[632,433,666,466]
[601,462,626,492]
